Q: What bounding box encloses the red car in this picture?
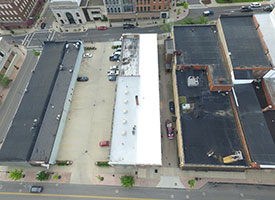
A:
[98,26,107,30]
[99,140,110,147]
[165,120,174,139]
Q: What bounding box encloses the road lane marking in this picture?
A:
[0,192,164,200]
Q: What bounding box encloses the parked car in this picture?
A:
[98,26,107,30]
[165,120,174,140]
[114,48,121,53]
[109,76,116,81]
[113,51,121,56]
[263,5,273,11]
[110,65,119,70]
[83,53,92,58]
[107,69,119,76]
[240,6,253,12]
[30,186,43,193]
[77,76,89,81]
[169,101,175,114]
[99,140,110,147]
[109,55,120,61]
[202,10,214,16]
[123,24,135,29]
[40,22,46,29]
[250,2,261,8]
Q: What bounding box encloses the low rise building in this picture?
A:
[109,34,162,166]
[0,41,84,168]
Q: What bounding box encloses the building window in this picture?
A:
[153,5,156,9]
[153,0,156,2]
[136,0,139,4]
[114,8,117,12]
[78,19,82,23]
[57,13,61,17]
[148,7,150,11]
[106,0,108,4]
[111,7,113,12]
[164,6,166,9]
[137,7,139,11]
[148,0,150,3]
[159,0,161,2]
[118,7,121,12]
[144,7,146,11]
[60,19,64,24]
[140,7,143,11]
[76,12,80,17]
[159,5,161,9]
[140,0,143,4]
[107,8,110,12]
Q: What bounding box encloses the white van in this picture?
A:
[250,2,261,8]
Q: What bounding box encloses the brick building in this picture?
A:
[0,0,45,30]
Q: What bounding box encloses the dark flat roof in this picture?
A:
[234,70,254,80]
[173,25,231,85]
[0,42,65,162]
[220,15,271,69]
[30,42,80,163]
[234,84,275,165]
[0,41,81,163]
[176,69,247,166]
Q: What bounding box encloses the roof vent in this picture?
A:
[228,52,231,56]
[122,130,127,135]
[51,105,54,109]
[66,44,69,49]
[187,76,199,87]
[124,99,128,104]
[122,119,127,124]
[123,109,128,114]
[59,64,63,71]
[124,90,129,95]
[69,69,73,73]
[25,88,28,93]
[56,114,61,121]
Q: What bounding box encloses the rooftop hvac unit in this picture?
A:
[187,76,199,87]
[182,103,191,110]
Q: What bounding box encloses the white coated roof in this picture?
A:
[255,11,275,66]
[109,34,161,166]
[50,0,81,6]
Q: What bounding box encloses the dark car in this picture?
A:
[240,6,253,12]
[40,23,46,29]
[165,120,174,140]
[123,24,135,29]
[263,5,273,12]
[77,76,89,82]
[30,186,43,193]
[109,55,120,61]
[169,101,175,114]
[109,76,116,81]
[202,10,214,16]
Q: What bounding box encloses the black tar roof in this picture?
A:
[30,42,81,163]
[220,15,271,69]
[173,25,231,85]
[234,84,275,165]
[0,41,81,163]
[176,69,246,166]
[234,70,254,79]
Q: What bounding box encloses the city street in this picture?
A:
[0,181,275,200]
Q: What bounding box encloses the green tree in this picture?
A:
[36,171,49,181]
[8,169,23,181]
[188,179,195,188]
[32,49,40,56]
[1,76,12,88]
[160,23,172,32]
[177,8,181,15]
[180,17,195,25]
[120,176,135,188]
[183,2,189,9]
[196,16,208,24]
